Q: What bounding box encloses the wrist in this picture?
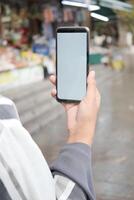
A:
[67,123,96,145]
[67,132,93,146]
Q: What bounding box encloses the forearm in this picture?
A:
[51,143,96,200]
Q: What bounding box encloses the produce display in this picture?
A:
[0,47,43,72]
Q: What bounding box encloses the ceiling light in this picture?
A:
[91,12,109,22]
[61,0,87,8]
[88,5,100,11]
[62,1,100,11]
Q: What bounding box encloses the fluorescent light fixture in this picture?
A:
[91,0,133,11]
[88,5,100,11]
[100,0,132,11]
[91,12,109,22]
[62,1,100,11]
[61,0,87,8]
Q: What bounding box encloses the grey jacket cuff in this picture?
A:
[51,143,96,200]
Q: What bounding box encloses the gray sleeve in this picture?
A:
[51,143,96,200]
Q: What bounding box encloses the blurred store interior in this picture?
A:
[0,0,134,199]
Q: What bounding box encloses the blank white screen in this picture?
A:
[57,32,87,101]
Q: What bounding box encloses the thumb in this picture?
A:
[86,71,96,101]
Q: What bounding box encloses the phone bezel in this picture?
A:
[56,26,89,103]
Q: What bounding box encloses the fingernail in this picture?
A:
[49,75,54,80]
[50,75,53,78]
[90,71,95,78]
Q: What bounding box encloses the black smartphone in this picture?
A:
[56,26,89,103]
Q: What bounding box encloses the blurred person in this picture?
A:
[43,55,55,79]
[0,71,100,200]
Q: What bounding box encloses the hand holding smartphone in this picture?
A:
[50,70,101,145]
[56,26,89,103]
[50,26,100,146]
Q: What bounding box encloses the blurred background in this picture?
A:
[0,0,134,199]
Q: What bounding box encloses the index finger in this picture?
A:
[49,75,56,85]
[86,71,96,101]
